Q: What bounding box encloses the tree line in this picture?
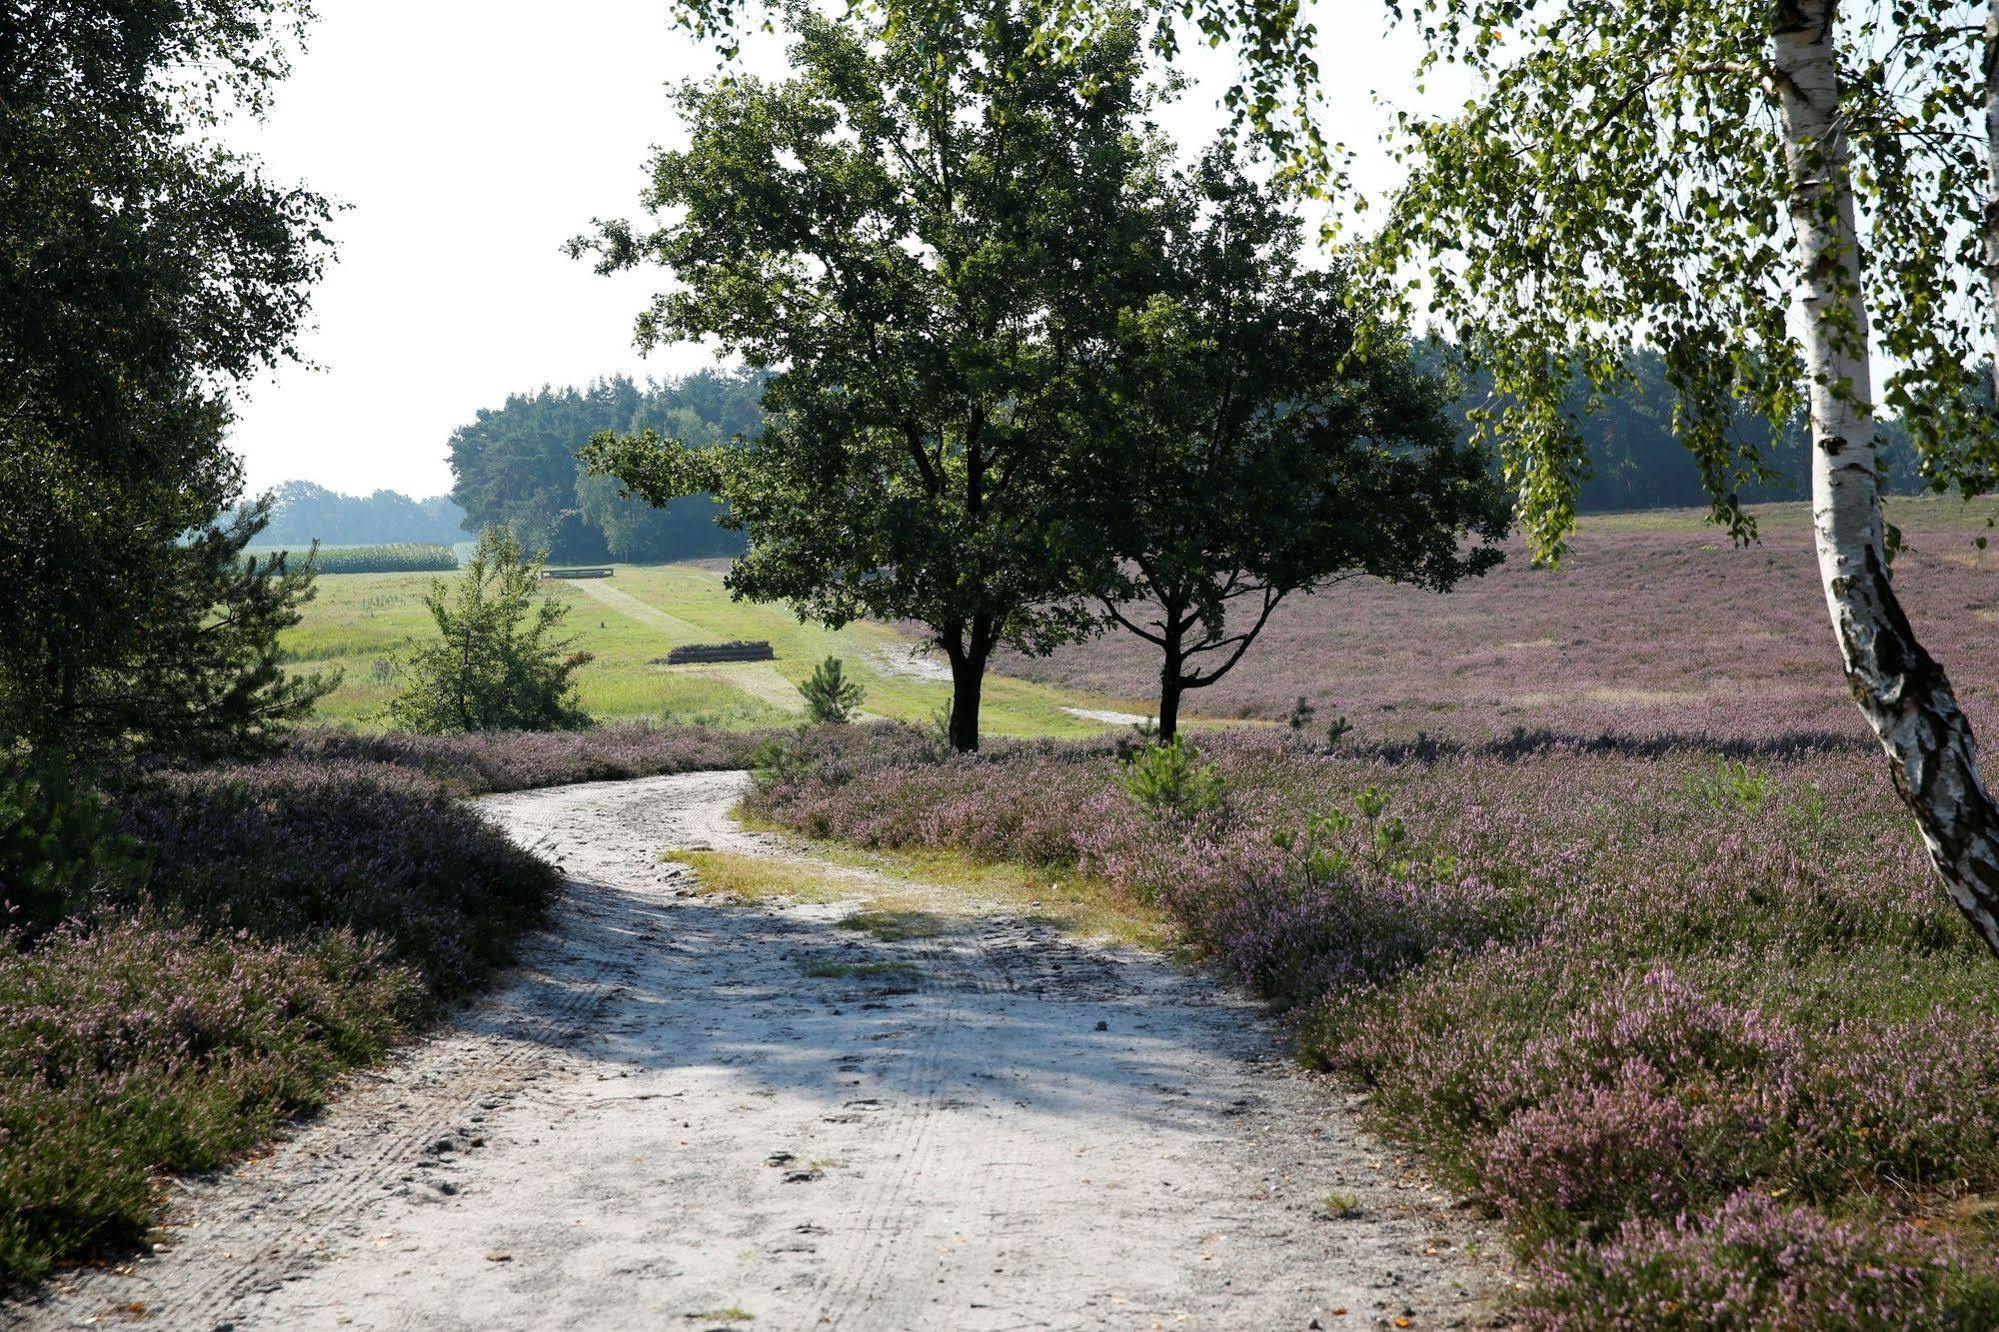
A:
[253,482,467,547]
[446,371,762,564]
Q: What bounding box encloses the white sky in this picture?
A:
[221,2,1439,498]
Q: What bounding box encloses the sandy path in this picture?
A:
[13,773,1499,1331]
[565,576,711,642]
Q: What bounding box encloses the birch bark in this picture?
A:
[1775,0,1999,953]
[1987,0,1999,406]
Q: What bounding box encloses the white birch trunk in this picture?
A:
[1774,0,1999,954]
[1987,0,1999,404]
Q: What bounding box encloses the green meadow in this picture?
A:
[282,561,1147,738]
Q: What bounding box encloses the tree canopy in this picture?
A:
[254,482,468,547]
[577,0,1169,751]
[448,372,762,564]
[0,0,334,763]
[1080,145,1509,738]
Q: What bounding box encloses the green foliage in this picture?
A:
[0,760,149,941]
[302,544,458,575]
[574,0,1164,751]
[748,733,814,793]
[800,657,865,725]
[1078,142,1508,738]
[0,482,338,764]
[1366,1,1999,559]
[1120,737,1227,822]
[0,0,333,766]
[1271,785,1458,883]
[1684,757,1777,815]
[389,529,593,734]
[449,372,763,563]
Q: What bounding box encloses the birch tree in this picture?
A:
[1365,0,1999,951]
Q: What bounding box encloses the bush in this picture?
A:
[120,759,559,997]
[799,656,865,724]
[280,721,772,794]
[1119,736,1226,821]
[0,916,418,1289]
[389,527,592,734]
[739,727,1999,1322]
[1520,1191,1999,1330]
[0,758,148,940]
[0,744,574,1292]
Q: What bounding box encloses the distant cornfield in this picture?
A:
[290,544,459,575]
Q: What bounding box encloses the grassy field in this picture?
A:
[284,560,1146,738]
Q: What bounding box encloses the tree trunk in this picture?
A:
[943,641,986,754]
[1157,621,1186,743]
[1775,0,1999,955]
[1158,675,1184,744]
[1987,0,1999,405]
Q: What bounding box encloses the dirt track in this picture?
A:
[13,772,1499,1331]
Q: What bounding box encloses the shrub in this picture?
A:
[1683,755,1777,813]
[280,721,771,794]
[120,758,559,997]
[1520,1191,1999,1330]
[800,656,865,724]
[389,527,592,734]
[0,758,148,940]
[740,726,1999,1322]
[1119,736,1226,821]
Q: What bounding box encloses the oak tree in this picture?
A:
[1081,145,1507,740]
[576,0,1164,751]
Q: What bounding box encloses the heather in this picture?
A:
[745,723,1999,1324]
[279,721,770,795]
[0,754,560,1290]
[994,498,1999,746]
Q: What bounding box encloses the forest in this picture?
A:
[444,370,763,562]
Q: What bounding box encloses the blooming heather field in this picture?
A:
[747,548,1999,1329]
[998,498,1999,746]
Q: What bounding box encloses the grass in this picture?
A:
[666,849,854,905]
[729,808,1177,950]
[283,560,1147,738]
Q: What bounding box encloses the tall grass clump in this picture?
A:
[743,723,1999,1326]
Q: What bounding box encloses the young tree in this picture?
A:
[800,657,866,724]
[1082,146,1508,740]
[573,0,1162,751]
[390,529,593,735]
[0,0,333,764]
[1357,0,1999,951]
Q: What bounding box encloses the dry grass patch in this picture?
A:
[730,810,1175,950]
[665,850,853,905]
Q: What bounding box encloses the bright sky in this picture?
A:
[222,2,1439,499]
